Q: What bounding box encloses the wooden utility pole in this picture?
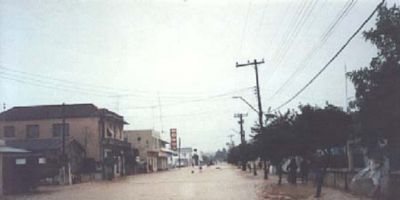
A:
[227,134,234,148]
[178,137,181,168]
[344,64,354,172]
[236,59,264,176]
[236,59,265,130]
[62,103,66,156]
[234,113,247,171]
[61,103,67,184]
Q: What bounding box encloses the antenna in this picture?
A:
[158,92,164,134]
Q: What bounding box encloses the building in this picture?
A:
[124,129,170,172]
[0,139,36,195]
[6,138,85,183]
[173,147,193,167]
[0,104,132,179]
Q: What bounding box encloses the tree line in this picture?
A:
[228,4,400,172]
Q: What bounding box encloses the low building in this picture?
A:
[173,147,193,167]
[124,129,170,172]
[0,139,36,195]
[0,104,132,180]
[6,138,85,183]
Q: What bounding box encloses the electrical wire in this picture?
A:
[273,0,385,111]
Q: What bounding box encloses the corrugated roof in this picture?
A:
[0,146,29,153]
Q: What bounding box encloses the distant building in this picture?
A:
[173,147,193,167]
[124,129,171,172]
[0,104,132,180]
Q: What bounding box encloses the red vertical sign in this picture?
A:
[170,128,177,151]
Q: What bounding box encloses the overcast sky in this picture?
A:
[0,0,396,152]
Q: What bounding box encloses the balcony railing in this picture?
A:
[102,138,131,148]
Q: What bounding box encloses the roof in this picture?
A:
[0,104,127,124]
[124,129,160,138]
[0,139,29,153]
[0,146,29,153]
[6,138,73,151]
[160,139,169,144]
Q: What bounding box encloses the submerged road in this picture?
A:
[6,164,264,200]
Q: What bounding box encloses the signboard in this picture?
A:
[170,128,177,150]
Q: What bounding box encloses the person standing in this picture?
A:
[192,149,199,173]
[314,154,327,198]
[287,158,298,184]
[300,158,310,183]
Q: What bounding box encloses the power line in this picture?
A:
[237,0,253,58]
[265,0,315,81]
[273,0,385,111]
[273,0,319,69]
[0,65,243,99]
[0,73,109,97]
[268,0,359,100]
[122,87,255,110]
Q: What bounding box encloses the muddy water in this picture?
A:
[5,164,264,200]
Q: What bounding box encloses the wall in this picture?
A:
[0,154,3,196]
[0,117,101,161]
[125,130,160,161]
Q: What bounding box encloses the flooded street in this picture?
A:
[5,164,264,200]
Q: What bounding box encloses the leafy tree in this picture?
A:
[255,110,297,165]
[347,5,400,167]
[294,104,353,155]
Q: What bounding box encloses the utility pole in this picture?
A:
[62,103,66,156]
[234,113,247,171]
[236,59,264,176]
[344,64,354,173]
[158,93,164,134]
[178,137,181,168]
[236,59,265,130]
[61,103,67,184]
[227,134,234,148]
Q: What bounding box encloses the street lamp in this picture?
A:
[232,96,259,114]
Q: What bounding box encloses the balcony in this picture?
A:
[101,138,131,148]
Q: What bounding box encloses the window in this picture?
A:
[106,128,112,137]
[52,123,69,137]
[4,126,15,137]
[137,137,141,142]
[38,157,46,164]
[113,125,117,138]
[26,125,39,138]
[16,158,26,165]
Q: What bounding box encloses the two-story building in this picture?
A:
[0,103,132,180]
[124,129,170,172]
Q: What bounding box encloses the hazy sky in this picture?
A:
[0,0,396,152]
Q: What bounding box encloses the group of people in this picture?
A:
[286,158,310,185]
[284,156,326,198]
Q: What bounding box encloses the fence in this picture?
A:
[323,169,400,199]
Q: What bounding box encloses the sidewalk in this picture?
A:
[252,174,371,200]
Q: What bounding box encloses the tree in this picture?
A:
[294,104,353,155]
[255,110,297,165]
[347,5,400,168]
